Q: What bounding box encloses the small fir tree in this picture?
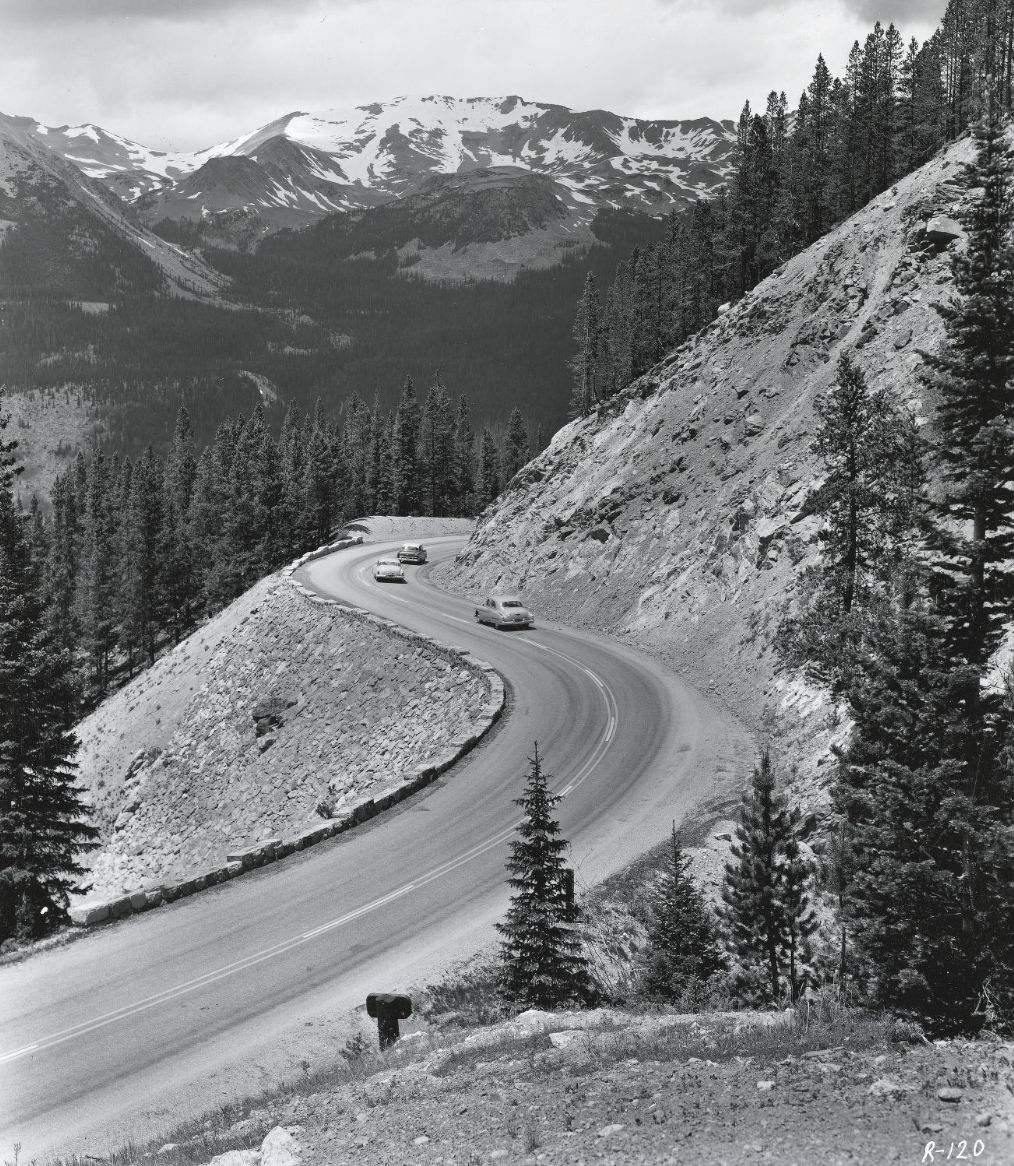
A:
[720,751,816,1004]
[497,744,591,1009]
[639,823,725,1002]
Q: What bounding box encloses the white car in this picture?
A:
[373,558,406,583]
[475,595,534,629]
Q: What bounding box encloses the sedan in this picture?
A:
[475,595,534,629]
[373,558,406,582]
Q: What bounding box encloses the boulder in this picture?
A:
[69,903,110,926]
[260,1126,302,1166]
[205,1151,259,1166]
[925,215,963,244]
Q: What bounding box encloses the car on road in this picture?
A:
[397,543,428,564]
[373,558,406,582]
[475,594,534,629]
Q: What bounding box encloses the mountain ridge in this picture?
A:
[15,95,738,249]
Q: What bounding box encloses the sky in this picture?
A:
[4,0,947,152]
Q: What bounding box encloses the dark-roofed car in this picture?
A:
[397,543,428,564]
[474,595,533,630]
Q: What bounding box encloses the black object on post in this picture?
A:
[366,992,412,1049]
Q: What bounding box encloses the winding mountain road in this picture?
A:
[0,536,752,1160]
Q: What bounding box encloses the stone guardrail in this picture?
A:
[69,534,506,929]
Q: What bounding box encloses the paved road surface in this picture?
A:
[0,537,751,1160]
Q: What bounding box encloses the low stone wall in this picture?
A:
[70,535,505,928]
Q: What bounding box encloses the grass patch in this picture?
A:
[415,953,509,1028]
[430,1030,556,1078]
[533,1008,894,1084]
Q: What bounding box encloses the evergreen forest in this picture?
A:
[568,0,1014,414]
[25,377,536,711]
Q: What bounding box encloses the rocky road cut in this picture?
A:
[0,536,753,1161]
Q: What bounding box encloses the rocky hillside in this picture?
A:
[75,559,488,902]
[440,134,976,794]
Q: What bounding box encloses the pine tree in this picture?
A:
[569,272,603,417]
[813,354,912,617]
[161,406,200,642]
[190,418,238,610]
[604,259,636,395]
[302,400,337,543]
[476,427,501,511]
[278,401,307,558]
[391,376,420,515]
[501,407,530,484]
[0,398,97,943]
[119,446,165,670]
[42,467,80,654]
[417,375,455,516]
[340,393,370,519]
[835,95,1014,1033]
[373,410,394,515]
[452,395,476,515]
[75,451,119,696]
[778,353,925,683]
[798,55,836,243]
[720,751,816,1004]
[639,823,725,1001]
[496,744,591,1009]
[920,92,1014,674]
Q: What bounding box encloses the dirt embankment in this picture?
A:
[76,565,488,902]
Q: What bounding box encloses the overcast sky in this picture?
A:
[4,0,946,152]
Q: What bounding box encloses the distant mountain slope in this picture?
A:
[0,114,225,300]
[23,96,736,254]
[441,136,973,774]
[12,116,194,200]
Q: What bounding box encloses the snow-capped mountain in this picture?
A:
[0,113,224,299]
[15,117,195,201]
[24,96,737,245]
